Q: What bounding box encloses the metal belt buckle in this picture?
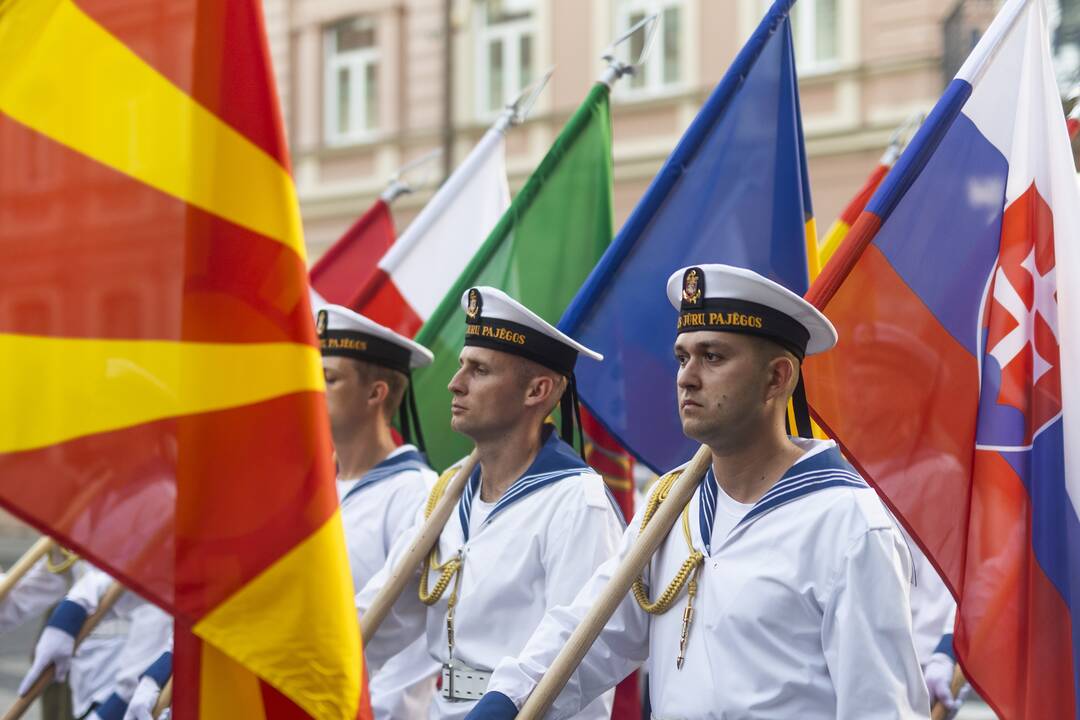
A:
[440,661,491,702]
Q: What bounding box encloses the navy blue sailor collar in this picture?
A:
[340,445,429,505]
[697,440,867,554]
[457,424,589,542]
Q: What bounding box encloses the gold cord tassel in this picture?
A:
[629,469,706,670]
[419,549,461,605]
[418,465,465,606]
[45,546,79,574]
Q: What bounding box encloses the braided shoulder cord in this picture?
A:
[419,465,464,606]
[45,546,79,574]
[630,470,705,615]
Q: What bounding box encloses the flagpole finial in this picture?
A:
[381,148,444,203]
[882,111,925,165]
[497,66,556,131]
[599,12,660,87]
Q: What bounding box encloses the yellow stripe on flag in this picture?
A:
[819,219,852,269]
[0,334,323,453]
[801,217,829,440]
[200,642,268,720]
[194,510,362,720]
[804,217,821,282]
[0,0,306,260]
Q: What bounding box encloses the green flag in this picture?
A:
[413,83,614,469]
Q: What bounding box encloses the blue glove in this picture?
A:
[464,691,518,720]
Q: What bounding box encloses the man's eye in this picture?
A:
[675,355,688,366]
[705,352,721,362]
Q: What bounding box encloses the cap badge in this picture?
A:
[682,268,703,307]
[466,288,483,321]
[316,309,328,337]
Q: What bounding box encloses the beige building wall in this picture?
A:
[272,0,1002,260]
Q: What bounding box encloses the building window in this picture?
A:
[790,0,840,72]
[615,0,683,94]
[324,16,379,146]
[475,0,536,117]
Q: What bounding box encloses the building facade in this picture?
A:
[268,0,1078,261]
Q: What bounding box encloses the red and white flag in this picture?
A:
[352,123,511,336]
[309,198,396,309]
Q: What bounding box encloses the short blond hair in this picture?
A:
[353,361,409,422]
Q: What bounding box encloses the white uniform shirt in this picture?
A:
[357,429,625,720]
[338,445,437,591]
[488,439,931,719]
[66,566,165,714]
[0,555,74,632]
[108,603,173,703]
[339,445,440,720]
[903,526,956,667]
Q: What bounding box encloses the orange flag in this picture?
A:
[0,1,367,718]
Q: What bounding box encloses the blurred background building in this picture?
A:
[261,0,1079,259]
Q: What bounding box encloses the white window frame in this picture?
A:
[614,0,686,99]
[790,0,841,75]
[323,17,379,147]
[474,0,537,120]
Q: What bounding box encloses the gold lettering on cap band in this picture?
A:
[677,312,764,330]
[321,338,369,351]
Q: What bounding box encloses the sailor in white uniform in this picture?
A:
[317,304,440,589]
[15,563,168,720]
[355,287,625,720]
[467,264,930,719]
[318,303,441,719]
[3,551,133,719]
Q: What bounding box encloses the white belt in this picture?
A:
[440,661,491,702]
[86,618,130,638]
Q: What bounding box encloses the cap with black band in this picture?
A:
[460,286,603,455]
[316,304,434,453]
[666,264,836,358]
[667,264,837,440]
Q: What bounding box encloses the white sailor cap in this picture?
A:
[315,304,434,372]
[665,264,837,358]
[459,286,602,375]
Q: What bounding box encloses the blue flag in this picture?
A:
[560,0,813,472]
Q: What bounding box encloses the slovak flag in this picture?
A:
[805,0,1080,717]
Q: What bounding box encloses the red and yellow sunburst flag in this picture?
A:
[0,1,366,718]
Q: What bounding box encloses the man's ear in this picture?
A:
[764,355,797,403]
[368,380,390,410]
[522,374,555,409]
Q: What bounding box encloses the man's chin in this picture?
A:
[450,416,475,439]
[680,418,714,445]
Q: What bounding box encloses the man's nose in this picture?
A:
[448,367,467,395]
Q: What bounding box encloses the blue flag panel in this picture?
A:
[561,0,812,472]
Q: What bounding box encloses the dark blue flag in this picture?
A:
[561,0,814,472]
